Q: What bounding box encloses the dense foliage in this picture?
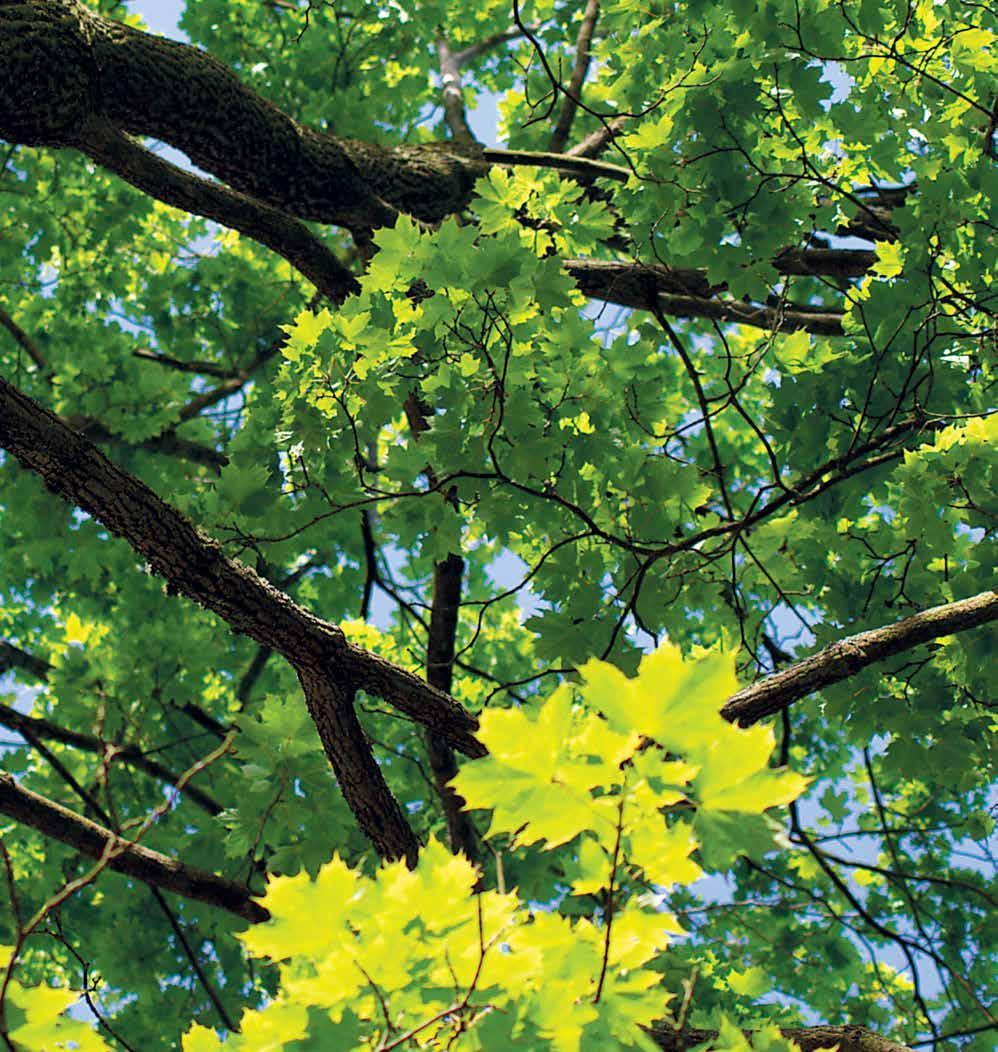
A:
[0,0,994,1049]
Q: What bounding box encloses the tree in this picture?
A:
[0,0,994,1047]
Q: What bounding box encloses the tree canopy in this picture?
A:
[0,0,995,1049]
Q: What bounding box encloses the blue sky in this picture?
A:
[127,0,186,37]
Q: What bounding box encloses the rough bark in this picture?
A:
[0,373,481,754]
[0,0,484,228]
[647,1023,913,1052]
[565,258,856,336]
[81,121,360,304]
[0,771,267,923]
[564,253,874,306]
[723,590,998,725]
[424,554,479,860]
[0,0,881,336]
[297,670,420,864]
[0,371,480,861]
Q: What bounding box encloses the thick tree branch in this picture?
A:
[0,640,51,681]
[0,2,891,337]
[775,246,877,278]
[0,373,481,757]
[436,32,476,146]
[566,251,874,298]
[722,590,998,725]
[0,771,267,923]
[424,554,478,861]
[647,1023,913,1052]
[655,292,844,335]
[297,671,420,864]
[80,122,361,304]
[566,258,851,335]
[0,370,476,859]
[0,0,483,228]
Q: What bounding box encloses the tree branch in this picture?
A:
[0,2,894,338]
[482,146,630,182]
[66,413,229,471]
[0,0,482,228]
[565,258,849,335]
[0,640,51,681]
[567,116,626,158]
[436,31,476,145]
[0,373,481,757]
[131,348,237,379]
[0,699,224,817]
[453,25,540,68]
[647,1023,913,1052]
[297,671,420,864]
[654,292,844,335]
[0,771,267,923]
[424,554,478,860]
[0,305,47,373]
[0,371,477,861]
[548,0,600,153]
[80,121,360,304]
[722,590,998,725]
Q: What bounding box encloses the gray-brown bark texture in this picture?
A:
[0,771,268,923]
[0,372,481,861]
[722,590,998,725]
[424,554,479,860]
[647,1023,913,1052]
[0,374,481,754]
[0,0,484,229]
[0,0,887,337]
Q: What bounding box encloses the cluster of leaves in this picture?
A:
[177,643,807,1051]
[0,0,994,1048]
[0,946,108,1052]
